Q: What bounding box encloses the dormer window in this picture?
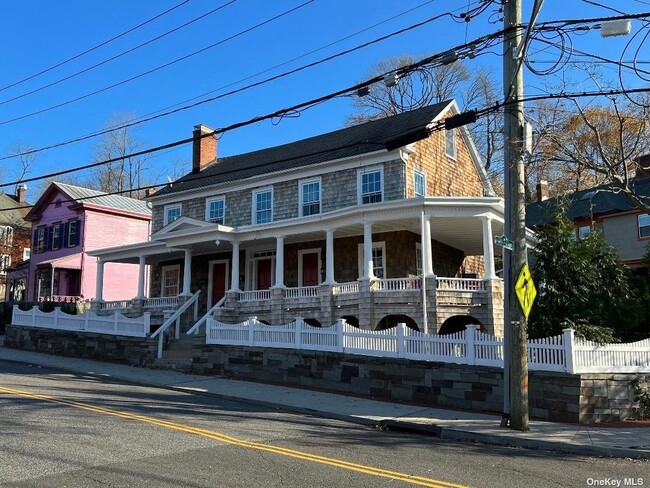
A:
[164,204,181,226]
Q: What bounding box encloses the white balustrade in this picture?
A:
[239,290,271,302]
[371,277,421,292]
[100,300,131,310]
[435,277,487,292]
[283,286,320,299]
[331,282,359,295]
[144,296,179,309]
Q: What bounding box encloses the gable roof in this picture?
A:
[25,182,151,221]
[154,101,454,197]
[0,192,31,228]
[526,179,650,228]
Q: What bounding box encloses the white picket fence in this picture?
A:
[12,305,151,338]
[205,318,650,374]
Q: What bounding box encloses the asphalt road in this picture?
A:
[0,360,648,488]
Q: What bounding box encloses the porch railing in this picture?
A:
[371,277,421,292]
[283,285,320,299]
[239,290,272,302]
[332,281,358,295]
[38,295,85,303]
[436,277,486,292]
[187,295,227,335]
[144,296,179,309]
[100,299,131,311]
[150,290,201,359]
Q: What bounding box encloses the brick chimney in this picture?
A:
[634,154,650,181]
[16,184,27,203]
[536,180,549,202]
[192,124,217,173]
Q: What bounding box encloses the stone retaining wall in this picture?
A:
[5,325,156,367]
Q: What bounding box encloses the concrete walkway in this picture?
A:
[0,343,648,459]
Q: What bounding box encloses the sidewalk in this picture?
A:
[0,343,648,459]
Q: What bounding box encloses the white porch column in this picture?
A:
[274,235,285,288]
[482,216,497,279]
[181,249,192,295]
[50,267,56,297]
[136,255,146,299]
[95,259,105,301]
[324,229,335,285]
[230,241,240,292]
[424,217,434,277]
[362,221,375,280]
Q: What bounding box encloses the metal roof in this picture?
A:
[55,183,151,216]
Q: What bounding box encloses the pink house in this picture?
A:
[24,182,151,302]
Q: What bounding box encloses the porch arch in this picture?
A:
[303,318,322,328]
[375,314,419,331]
[438,315,482,335]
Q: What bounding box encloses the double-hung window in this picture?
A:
[639,214,650,238]
[445,128,457,159]
[0,226,13,246]
[51,223,61,250]
[578,225,591,240]
[36,227,45,253]
[164,204,181,226]
[414,170,426,197]
[161,265,180,297]
[0,254,10,275]
[300,178,321,217]
[357,241,386,279]
[253,188,273,224]
[206,197,225,224]
[358,168,383,204]
[67,220,79,247]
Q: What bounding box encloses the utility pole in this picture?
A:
[503,0,529,431]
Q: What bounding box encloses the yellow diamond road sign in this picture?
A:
[515,263,537,319]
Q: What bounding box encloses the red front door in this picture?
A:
[257,259,272,289]
[302,252,319,286]
[212,262,227,305]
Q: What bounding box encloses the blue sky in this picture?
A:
[1,0,648,195]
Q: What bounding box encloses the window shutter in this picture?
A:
[59,224,65,249]
[63,222,69,247]
[74,220,81,246]
[46,227,53,251]
[32,229,38,250]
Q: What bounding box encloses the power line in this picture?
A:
[0,0,316,127]
[0,28,509,189]
[0,4,490,162]
[0,1,190,93]
[0,1,237,107]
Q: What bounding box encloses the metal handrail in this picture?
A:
[150,290,201,359]
[187,295,226,335]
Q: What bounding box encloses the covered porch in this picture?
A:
[89,197,521,334]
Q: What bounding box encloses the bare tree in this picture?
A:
[88,113,150,198]
[4,142,38,193]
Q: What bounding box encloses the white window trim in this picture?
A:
[357,241,386,279]
[0,226,13,246]
[577,225,591,240]
[161,264,181,297]
[414,170,426,197]
[36,227,45,252]
[205,196,226,223]
[0,254,10,275]
[357,166,384,205]
[445,128,457,159]
[252,187,274,225]
[67,220,78,247]
[164,203,182,226]
[639,213,650,239]
[23,248,31,261]
[297,248,322,286]
[298,177,322,217]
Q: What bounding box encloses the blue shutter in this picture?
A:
[63,222,69,247]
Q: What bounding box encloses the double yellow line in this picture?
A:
[0,385,467,488]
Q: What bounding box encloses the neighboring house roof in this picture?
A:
[526,179,650,228]
[25,182,151,221]
[0,192,31,228]
[155,101,453,197]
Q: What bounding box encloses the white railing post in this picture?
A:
[114,312,119,333]
[193,297,199,321]
[397,323,405,358]
[337,319,344,353]
[466,325,476,365]
[295,317,303,349]
[158,334,163,359]
[31,307,36,327]
[84,310,90,331]
[53,307,60,329]
[144,313,151,335]
[563,328,576,373]
[175,316,180,339]
[248,317,255,346]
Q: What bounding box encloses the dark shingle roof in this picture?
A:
[156,101,452,197]
[56,183,151,216]
[526,179,650,227]
[0,193,31,227]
